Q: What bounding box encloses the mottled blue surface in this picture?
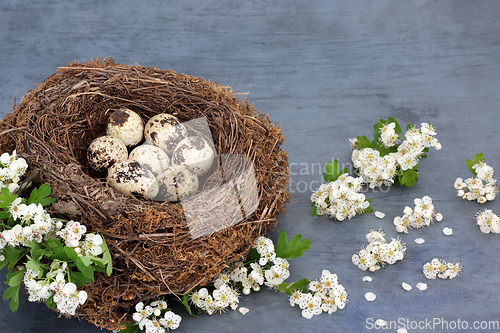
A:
[1,1,500,332]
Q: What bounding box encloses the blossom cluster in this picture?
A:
[310,173,370,221]
[0,150,28,193]
[1,199,63,260]
[393,196,443,233]
[0,197,105,316]
[131,300,182,332]
[423,258,462,280]
[352,229,406,272]
[351,122,441,188]
[474,209,500,234]
[455,161,497,203]
[189,236,290,315]
[23,262,88,316]
[18,218,104,315]
[289,270,348,319]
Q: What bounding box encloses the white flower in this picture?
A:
[423,262,437,279]
[290,290,306,307]
[161,311,182,330]
[320,270,338,289]
[333,284,348,309]
[145,319,165,333]
[249,263,264,285]
[299,293,322,319]
[133,302,154,327]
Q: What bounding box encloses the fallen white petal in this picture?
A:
[402,282,412,291]
[375,319,388,328]
[362,276,372,282]
[443,227,453,236]
[397,328,408,333]
[414,238,425,244]
[365,292,377,301]
[239,307,250,315]
[374,211,385,219]
[416,282,428,291]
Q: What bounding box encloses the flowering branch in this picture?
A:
[351,117,441,188]
[454,153,497,203]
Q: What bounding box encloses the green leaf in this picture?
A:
[27,184,56,207]
[0,247,28,271]
[64,247,94,282]
[45,295,56,310]
[116,321,139,333]
[355,135,373,150]
[466,159,476,177]
[247,248,260,261]
[363,205,374,214]
[99,237,113,276]
[3,269,25,312]
[473,153,484,165]
[323,160,348,183]
[275,231,312,259]
[310,205,317,217]
[399,169,418,188]
[182,293,199,318]
[0,187,19,211]
[278,278,310,296]
[371,142,398,157]
[25,255,47,278]
[69,271,90,286]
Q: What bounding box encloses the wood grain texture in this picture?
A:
[1,1,500,332]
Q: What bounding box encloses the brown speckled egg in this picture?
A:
[87,136,128,172]
[156,165,199,202]
[144,114,187,154]
[107,160,159,199]
[129,144,170,177]
[106,108,144,146]
[172,136,214,176]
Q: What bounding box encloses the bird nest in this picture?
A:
[0,58,289,331]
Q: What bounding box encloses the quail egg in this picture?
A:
[144,114,187,154]
[106,108,144,146]
[87,136,128,172]
[156,165,198,202]
[129,144,170,177]
[172,136,214,176]
[107,160,159,199]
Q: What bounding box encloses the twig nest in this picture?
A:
[172,136,214,176]
[156,165,199,202]
[87,136,128,172]
[144,114,187,154]
[107,160,159,199]
[129,144,170,177]
[0,59,290,331]
[106,108,144,146]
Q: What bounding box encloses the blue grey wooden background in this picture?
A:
[1,1,500,332]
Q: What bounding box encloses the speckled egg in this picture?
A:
[172,136,214,176]
[87,136,128,172]
[107,160,159,199]
[144,114,187,154]
[129,144,170,177]
[106,108,144,146]
[156,165,199,202]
